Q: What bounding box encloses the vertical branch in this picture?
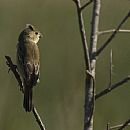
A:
[84,0,101,130]
[107,123,110,130]
[89,0,101,58]
[73,0,100,130]
[73,2,93,130]
[73,0,91,71]
[73,0,94,130]
[109,50,113,87]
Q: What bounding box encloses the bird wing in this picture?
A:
[17,42,40,86]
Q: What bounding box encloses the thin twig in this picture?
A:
[107,123,110,130]
[95,76,130,100]
[80,0,93,11]
[109,120,130,130]
[96,10,130,56]
[98,29,130,35]
[109,50,113,87]
[117,119,130,130]
[33,107,46,130]
[73,0,91,71]
[5,56,23,92]
[5,56,46,130]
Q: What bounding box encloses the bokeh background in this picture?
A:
[0,0,130,130]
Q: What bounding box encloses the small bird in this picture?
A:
[16,24,42,112]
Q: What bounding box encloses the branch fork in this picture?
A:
[73,0,130,130]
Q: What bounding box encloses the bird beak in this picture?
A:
[39,33,43,38]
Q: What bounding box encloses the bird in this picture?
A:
[16,24,42,112]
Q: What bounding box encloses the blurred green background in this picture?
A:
[0,0,130,130]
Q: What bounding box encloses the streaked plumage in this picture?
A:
[16,24,42,112]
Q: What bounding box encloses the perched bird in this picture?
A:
[16,24,42,112]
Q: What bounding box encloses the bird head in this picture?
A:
[18,24,43,44]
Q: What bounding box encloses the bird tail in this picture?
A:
[23,86,33,112]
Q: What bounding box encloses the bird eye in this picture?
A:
[35,32,38,35]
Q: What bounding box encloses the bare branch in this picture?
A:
[84,0,101,129]
[95,76,130,100]
[109,50,113,87]
[80,0,93,11]
[5,56,23,92]
[109,119,130,130]
[73,0,91,71]
[117,119,130,130]
[106,123,110,130]
[5,56,46,130]
[95,11,130,56]
[98,29,130,35]
[33,107,46,130]
[73,0,101,130]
